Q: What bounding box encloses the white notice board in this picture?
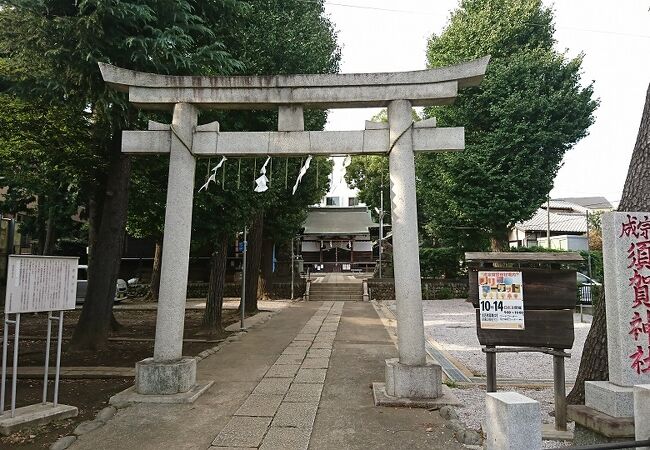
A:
[5,255,78,314]
[478,271,525,330]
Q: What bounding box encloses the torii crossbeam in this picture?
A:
[100,56,489,404]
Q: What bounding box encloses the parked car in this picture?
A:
[577,272,602,287]
[76,265,127,304]
[577,272,601,305]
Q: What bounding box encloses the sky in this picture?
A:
[322,0,650,205]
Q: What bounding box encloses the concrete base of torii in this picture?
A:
[372,358,461,408]
[372,360,460,408]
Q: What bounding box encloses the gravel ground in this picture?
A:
[420,299,591,380]
[381,299,591,447]
[452,385,573,448]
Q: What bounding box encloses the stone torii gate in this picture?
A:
[100,56,489,403]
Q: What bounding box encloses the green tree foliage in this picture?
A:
[421,0,597,249]
[0,0,248,349]
[0,93,97,254]
[124,0,339,322]
[129,0,340,248]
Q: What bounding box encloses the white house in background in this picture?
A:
[316,157,363,207]
[509,197,613,251]
[300,157,377,272]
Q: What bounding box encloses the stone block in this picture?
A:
[295,368,327,383]
[234,394,284,417]
[307,348,331,358]
[109,382,213,405]
[282,347,308,356]
[49,435,76,450]
[265,364,300,378]
[294,333,315,342]
[212,416,271,448]
[635,384,650,447]
[541,423,574,441]
[384,358,441,399]
[271,402,319,428]
[135,357,196,395]
[95,406,116,423]
[567,404,635,438]
[372,383,460,408]
[484,392,541,450]
[252,378,292,395]
[73,420,103,436]
[284,383,323,403]
[259,427,310,450]
[602,212,650,386]
[0,403,78,436]
[310,341,333,349]
[586,381,634,418]
[275,354,304,365]
[301,357,329,369]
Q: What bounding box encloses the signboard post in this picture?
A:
[0,255,78,435]
[466,252,583,437]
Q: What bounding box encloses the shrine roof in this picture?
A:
[303,206,377,236]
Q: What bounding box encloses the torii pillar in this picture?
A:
[382,98,439,399]
[99,57,489,404]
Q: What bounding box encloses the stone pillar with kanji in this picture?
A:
[584,212,650,420]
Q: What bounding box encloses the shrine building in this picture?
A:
[301,205,377,273]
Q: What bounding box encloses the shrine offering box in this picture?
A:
[465,252,583,349]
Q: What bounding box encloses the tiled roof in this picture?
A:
[303,206,377,236]
[557,196,613,210]
[515,208,587,233]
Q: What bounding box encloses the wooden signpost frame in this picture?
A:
[465,251,584,433]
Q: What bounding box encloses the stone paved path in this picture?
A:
[69,300,460,450]
[210,301,343,450]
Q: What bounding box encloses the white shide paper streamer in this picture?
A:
[292,155,313,195]
[198,156,227,192]
[254,156,272,193]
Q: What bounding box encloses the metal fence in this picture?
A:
[579,285,592,305]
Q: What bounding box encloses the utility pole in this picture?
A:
[546,195,551,249]
[379,189,384,278]
[586,210,593,279]
[240,227,247,330]
[290,237,295,300]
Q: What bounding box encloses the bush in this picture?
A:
[420,247,463,278]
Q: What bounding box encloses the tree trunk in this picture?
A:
[567,288,608,404]
[568,84,650,404]
[71,131,131,350]
[148,240,163,301]
[244,211,264,313]
[260,238,274,299]
[489,227,509,251]
[203,236,228,334]
[36,196,46,255]
[42,206,56,256]
[619,85,650,210]
[87,194,100,268]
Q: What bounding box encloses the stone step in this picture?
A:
[309,285,362,290]
[309,296,364,301]
[309,289,363,294]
